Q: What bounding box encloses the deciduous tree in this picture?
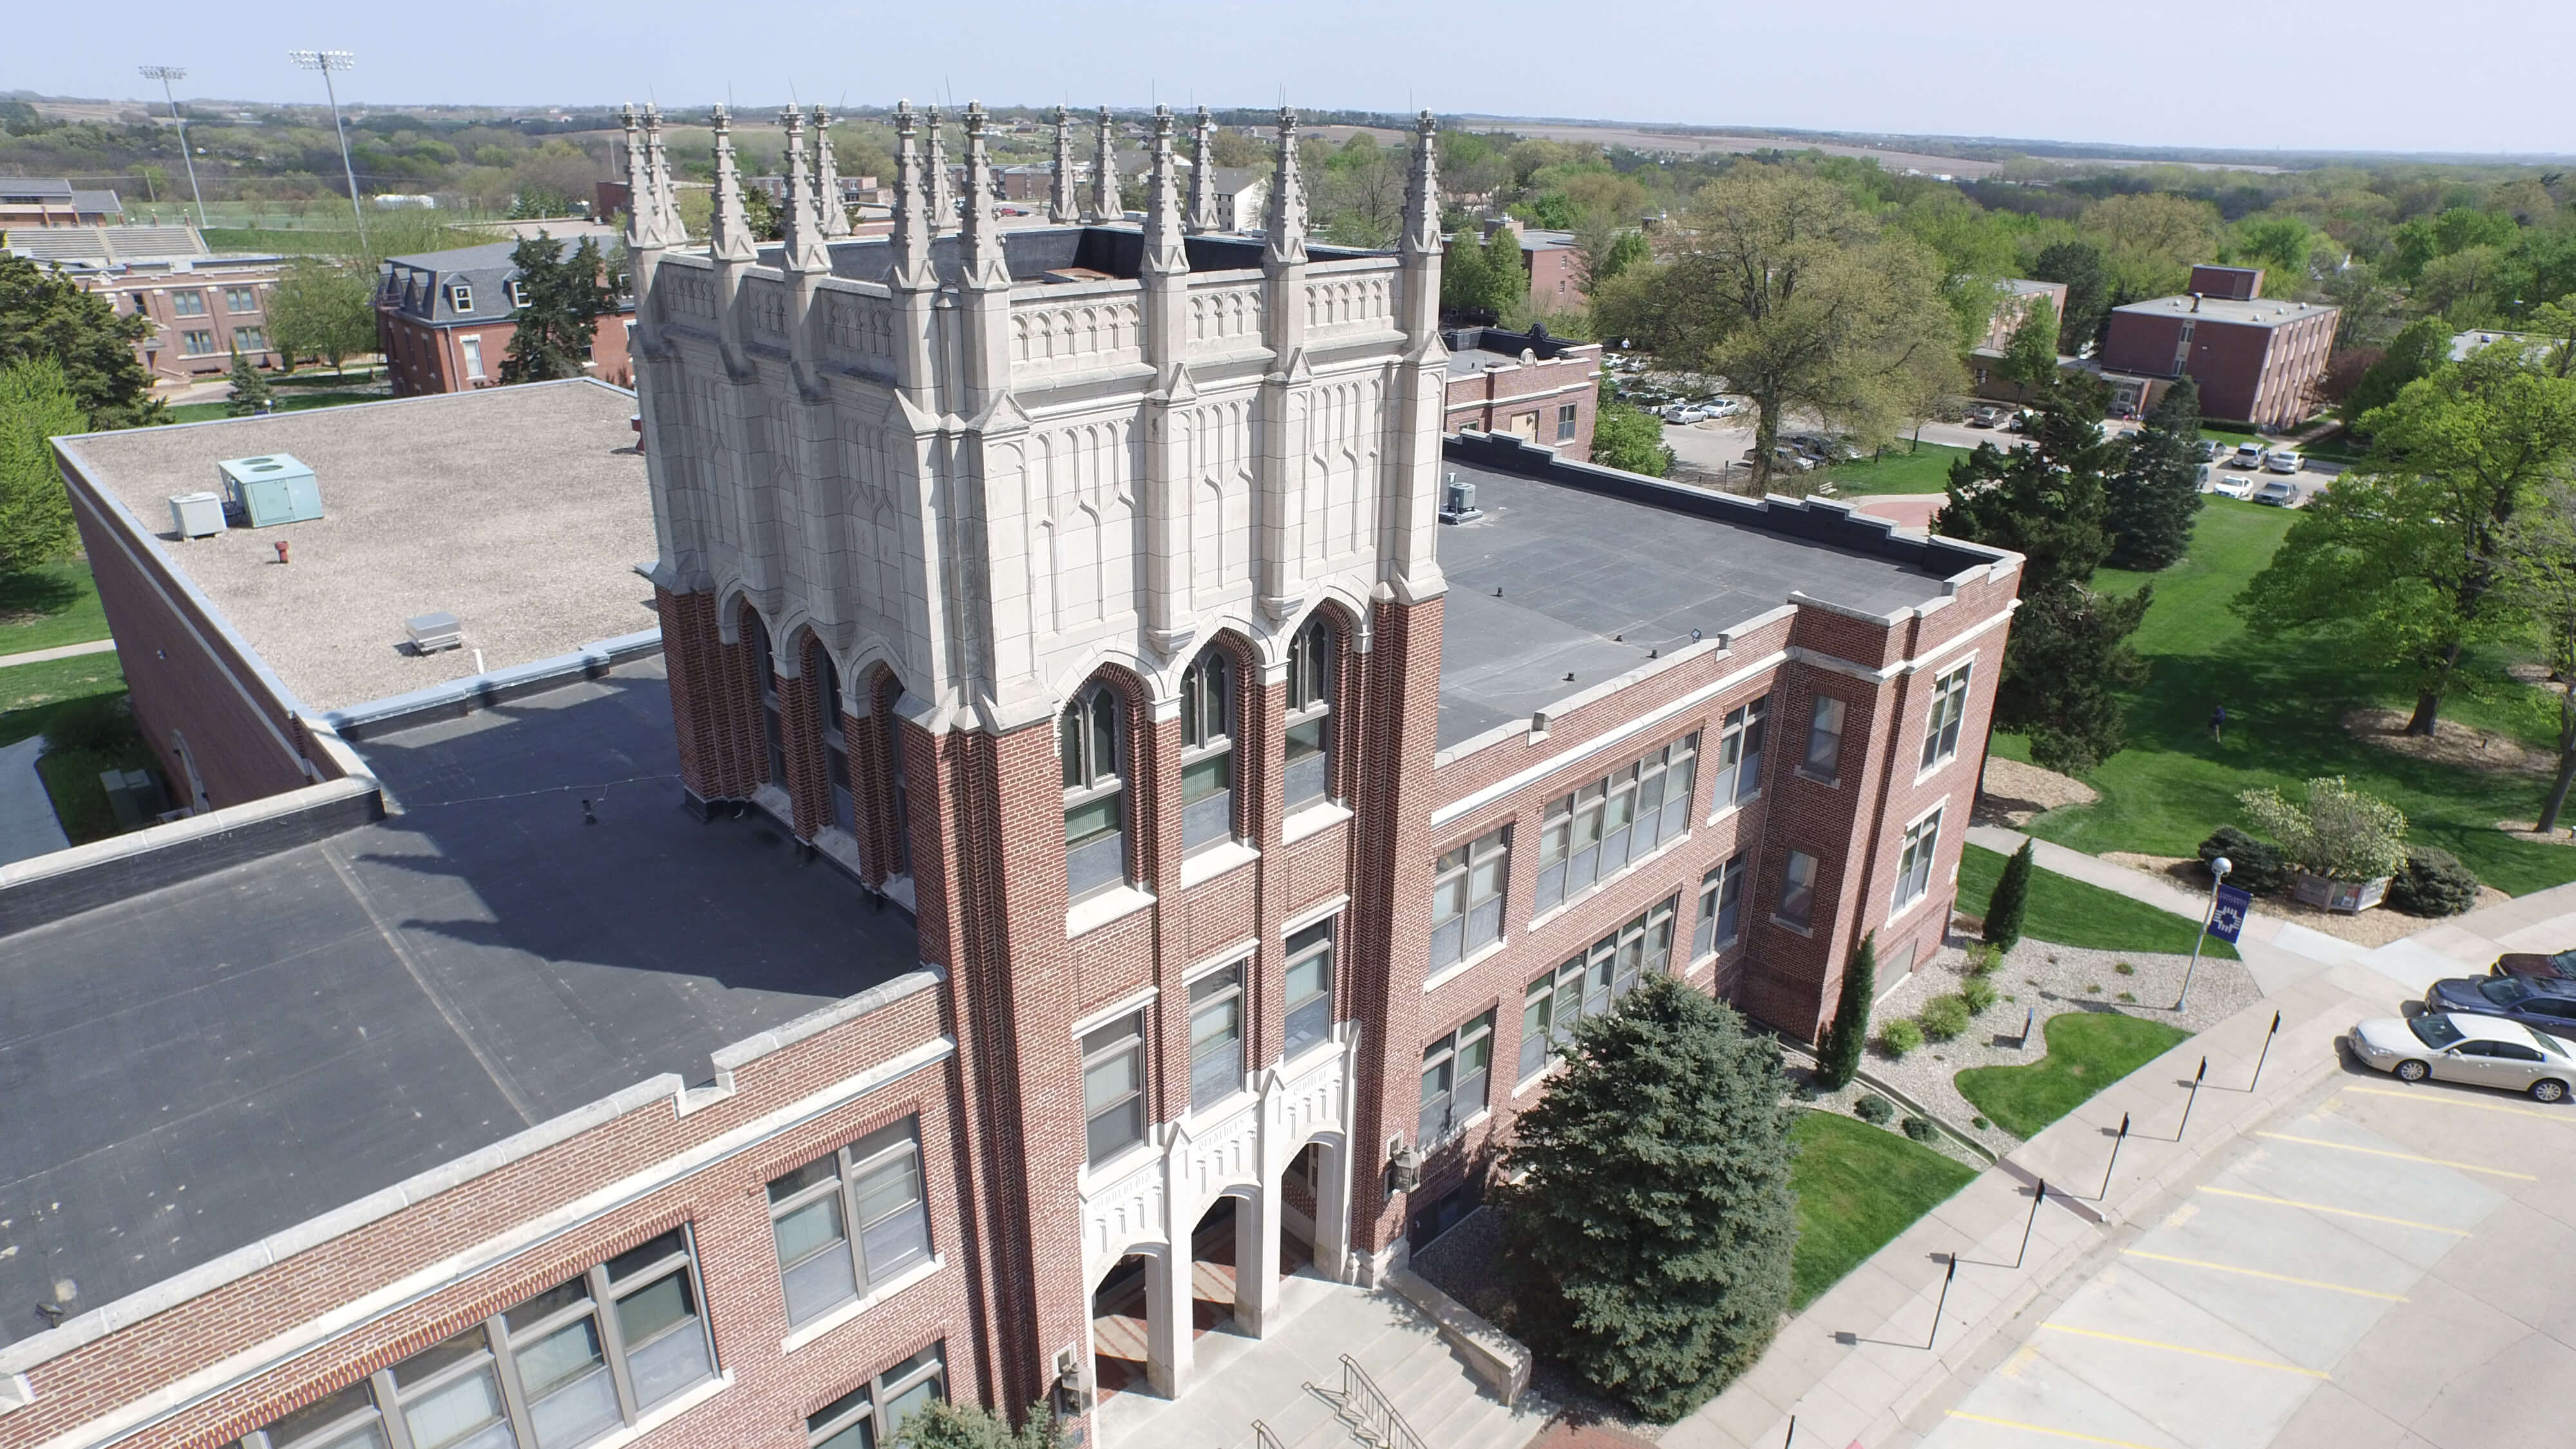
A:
[2030,239,2112,354]
[2498,482,2576,831]
[0,254,161,430]
[265,258,378,376]
[2000,296,2060,390]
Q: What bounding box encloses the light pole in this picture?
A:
[138,65,207,229]
[2179,855,2230,1013]
[288,49,366,252]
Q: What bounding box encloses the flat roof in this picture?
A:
[57,381,658,715]
[1433,457,1967,748]
[2111,294,2336,329]
[0,661,923,1346]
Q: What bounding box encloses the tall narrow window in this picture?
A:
[1283,919,1335,1060]
[767,1119,934,1329]
[816,657,857,835]
[1893,808,1944,912]
[1776,849,1817,930]
[1692,853,1747,959]
[1178,650,1236,853]
[389,1329,512,1449]
[1188,963,1247,1110]
[1428,828,1508,969]
[171,289,207,315]
[1922,663,1973,770]
[1533,734,1697,914]
[1802,696,1846,783]
[225,285,260,312]
[1710,696,1768,809]
[748,615,786,788]
[1417,1011,1495,1147]
[1061,683,1127,900]
[461,334,486,380]
[1556,402,1578,441]
[1081,1014,1146,1166]
[806,1348,946,1449]
[1283,618,1335,810]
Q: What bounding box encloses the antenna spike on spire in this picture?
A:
[924,104,954,234]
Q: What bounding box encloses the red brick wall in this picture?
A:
[1443,348,1601,461]
[381,309,636,398]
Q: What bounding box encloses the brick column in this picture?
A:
[656,586,765,806]
[778,645,833,841]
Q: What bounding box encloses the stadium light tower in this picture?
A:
[287,48,366,250]
[137,65,207,228]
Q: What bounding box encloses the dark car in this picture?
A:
[2495,949,2576,983]
[2425,974,2576,1039]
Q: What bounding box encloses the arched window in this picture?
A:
[1177,649,1236,853]
[1061,682,1127,899]
[748,612,786,789]
[1283,617,1335,810]
[814,654,857,836]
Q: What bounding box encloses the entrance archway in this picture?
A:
[1090,1250,1162,1401]
[1188,1197,1247,1339]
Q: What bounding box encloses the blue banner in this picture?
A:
[2207,883,2253,943]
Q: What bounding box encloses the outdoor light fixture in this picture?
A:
[137,65,207,227]
[2179,855,2232,1012]
[1388,1137,1421,1193]
[288,48,367,249]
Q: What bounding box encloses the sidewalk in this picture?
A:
[0,638,117,670]
[1967,823,2318,996]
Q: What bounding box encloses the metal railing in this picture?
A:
[1251,1421,1288,1449]
[1332,1353,1428,1449]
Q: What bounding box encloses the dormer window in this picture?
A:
[448,282,473,313]
[508,279,530,309]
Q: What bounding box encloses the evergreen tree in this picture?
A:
[1984,840,2035,951]
[223,347,274,417]
[1818,933,1873,1089]
[0,254,162,430]
[1504,976,1797,1422]
[0,357,86,573]
[500,233,612,384]
[1936,377,2150,772]
[2030,240,2112,354]
[2000,296,2060,390]
[2105,374,2204,570]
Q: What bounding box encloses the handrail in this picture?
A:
[1337,1352,1428,1449]
[1251,1421,1287,1449]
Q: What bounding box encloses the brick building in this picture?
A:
[1443,325,1602,459]
[377,238,636,395]
[0,177,122,228]
[2099,265,2338,429]
[1964,278,2070,403]
[3,102,2016,1449]
[3,225,285,381]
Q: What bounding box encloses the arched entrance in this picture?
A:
[1090,1249,1167,1401]
[1188,1195,1251,1339]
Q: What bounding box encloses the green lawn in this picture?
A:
[168,390,384,424]
[1788,1111,1977,1309]
[1955,1012,2191,1140]
[0,562,109,656]
[2005,499,2576,896]
[1823,442,1971,496]
[1956,842,2235,960]
[0,652,126,727]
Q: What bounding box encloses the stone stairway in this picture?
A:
[1242,1293,1548,1449]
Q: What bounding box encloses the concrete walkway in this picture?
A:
[1967,823,2319,996]
[0,638,117,670]
[0,734,70,866]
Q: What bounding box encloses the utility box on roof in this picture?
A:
[214,453,323,528]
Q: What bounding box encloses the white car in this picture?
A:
[2264,450,2303,474]
[1663,404,1710,424]
[2200,465,2253,498]
[2230,442,2266,469]
[2350,1011,2576,1102]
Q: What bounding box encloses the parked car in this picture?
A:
[2425,974,2576,1044]
[2230,442,2266,468]
[1705,397,1744,417]
[1745,445,1815,473]
[2264,449,2304,474]
[2006,409,2036,433]
[1662,403,1709,424]
[2495,948,2576,983]
[2204,471,2254,499]
[2349,1010,2576,1101]
[1966,406,2003,428]
[2253,478,2298,506]
[2193,438,2222,462]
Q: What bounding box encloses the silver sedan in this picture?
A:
[2349,1010,2576,1101]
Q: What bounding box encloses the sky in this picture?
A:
[10,0,2573,158]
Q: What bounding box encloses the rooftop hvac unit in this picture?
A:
[213,453,323,528]
[168,491,224,538]
[406,612,464,654]
[1438,473,1482,524]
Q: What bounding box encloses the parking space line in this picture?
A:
[2038,1322,2331,1378]
[1944,1410,2172,1449]
[2119,1249,2407,1300]
[2254,1131,2537,1179]
[2197,1186,2472,1235]
[2344,1084,2568,1121]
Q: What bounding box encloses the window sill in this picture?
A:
[1686,949,1725,976]
[1282,800,1352,844]
[1705,793,1759,826]
[576,1371,733,1449]
[1795,769,1840,789]
[1914,754,1959,787]
[1078,1139,1162,1193]
[1526,828,1694,933]
[779,1255,946,1354]
[1421,937,1507,994]
[1423,1110,1492,1154]
[1770,916,1815,938]
[1885,891,1931,928]
[1513,1061,1562,1099]
[1280,1030,1345,1075]
[1068,883,1157,937]
[1180,839,1260,888]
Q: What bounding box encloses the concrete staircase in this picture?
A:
[1244,1294,1547,1449]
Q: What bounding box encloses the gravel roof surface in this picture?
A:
[61,378,656,714]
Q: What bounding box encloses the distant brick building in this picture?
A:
[3,224,285,381]
[1443,325,1602,459]
[0,176,122,228]
[2100,266,2338,428]
[376,238,635,395]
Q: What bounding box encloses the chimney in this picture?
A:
[2190,293,2202,313]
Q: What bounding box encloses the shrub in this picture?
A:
[891,1400,1065,1449]
[43,694,137,756]
[1960,976,1998,1014]
[1818,933,1874,1090]
[2198,826,2289,895]
[1918,994,1971,1042]
[1971,1115,1991,1131]
[1901,1115,1935,1142]
[2238,777,2408,882]
[1855,1093,1894,1124]
[1983,840,2035,951]
[2388,846,2480,917]
[1963,943,2001,976]
[1878,1018,1924,1056]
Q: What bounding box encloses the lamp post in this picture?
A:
[137,66,206,229]
[2179,855,2229,1013]
[288,49,366,252]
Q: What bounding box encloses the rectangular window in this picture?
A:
[1081,1014,1146,1166]
[1520,898,1678,1080]
[234,325,269,352]
[1188,963,1246,1111]
[1418,1011,1495,1147]
[450,282,474,313]
[461,334,486,380]
[180,329,218,356]
[767,1119,934,1329]
[1555,402,1578,441]
[1922,663,1973,770]
[1692,853,1748,960]
[1893,808,1943,913]
[1283,620,1335,809]
[1710,696,1768,810]
[1283,919,1334,1061]
[1532,733,1696,914]
[1776,849,1818,930]
[1428,828,1508,970]
[1801,696,1846,783]
[805,1346,947,1449]
[171,289,207,316]
[509,279,531,309]
[225,285,259,313]
[1178,654,1236,854]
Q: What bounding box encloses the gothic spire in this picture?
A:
[1093,106,1122,222]
[1403,109,1441,258]
[708,104,755,263]
[811,105,851,239]
[1264,107,1306,267]
[1186,106,1215,234]
[925,104,954,233]
[1050,105,1078,224]
[889,100,933,289]
[960,102,1008,288]
[777,106,828,274]
[641,104,684,249]
[620,104,650,247]
[1142,106,1186,276]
